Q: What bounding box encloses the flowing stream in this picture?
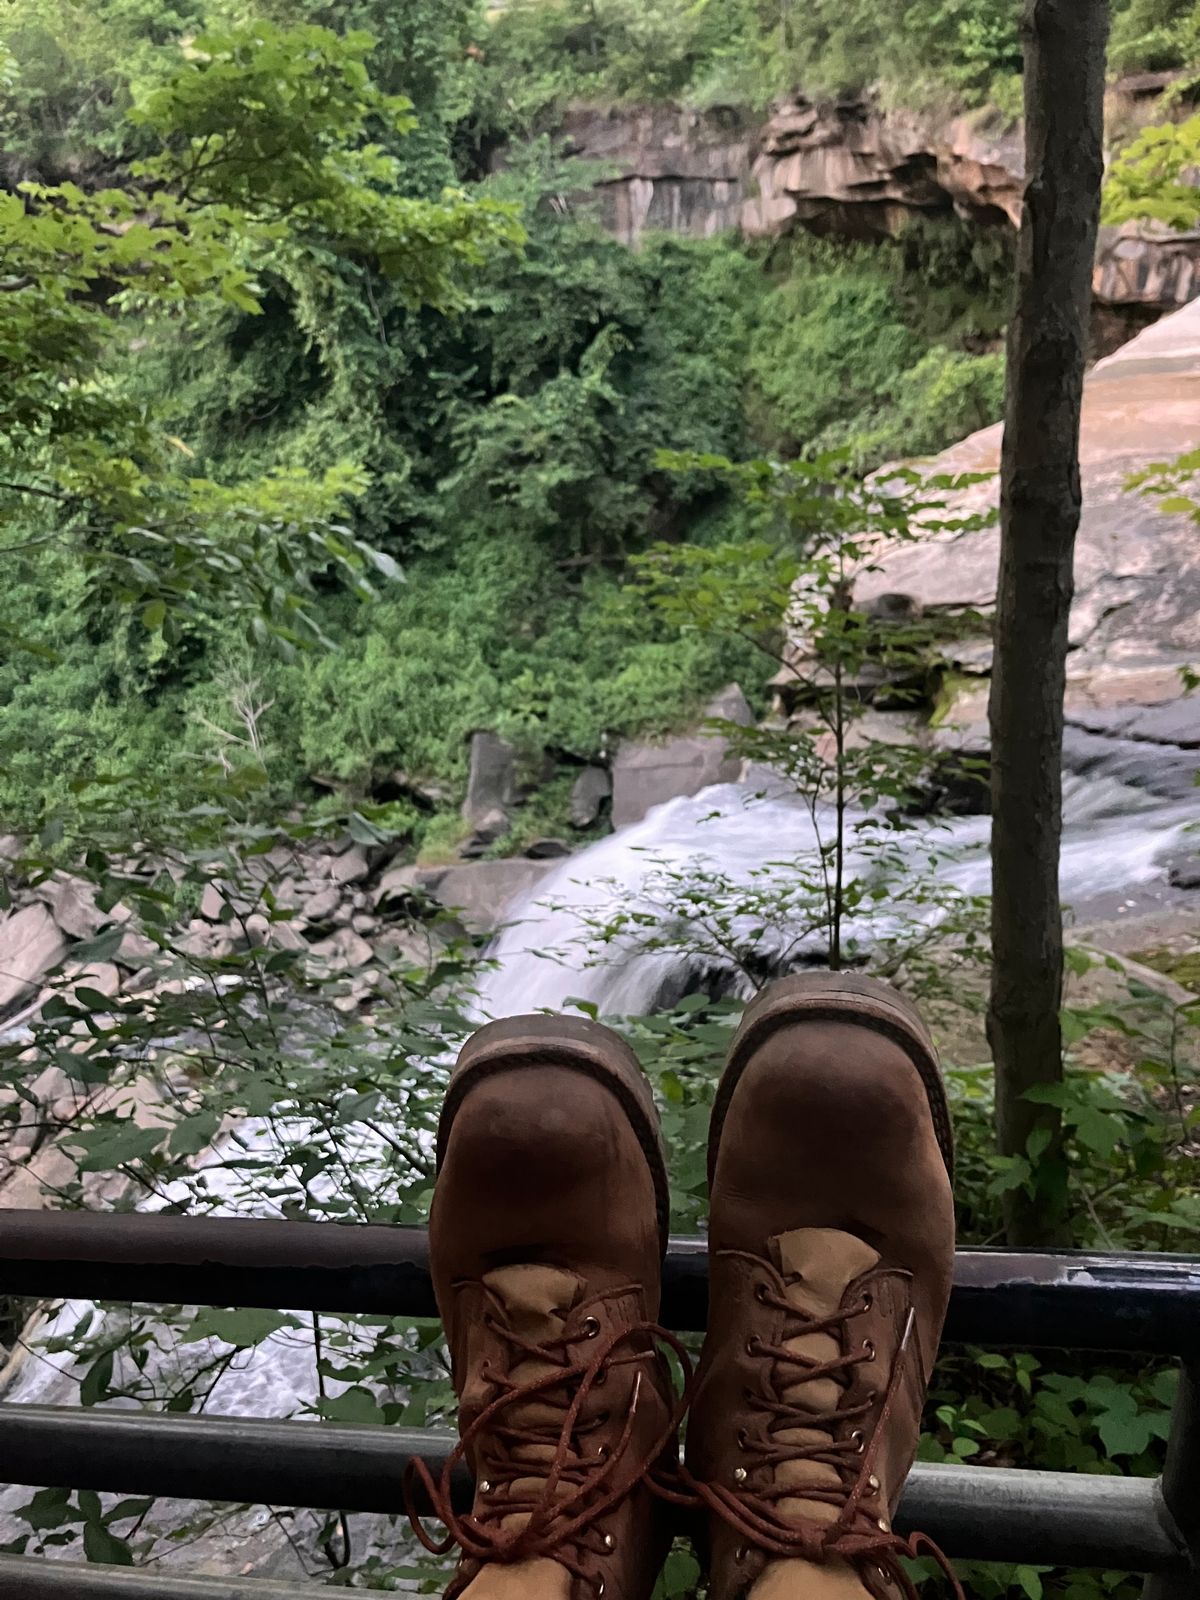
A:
[475,771,1198,1017]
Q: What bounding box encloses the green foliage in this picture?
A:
[749,267,925,451]
[1109,0,1200,74]
[0,164,772,824]
[474,0,748,125]
[1,0,1014,832]
[745,231,1010,466]
[0,19,519,669]
[0,0,203,176]
[625,448,995,965]
[1104,113,1200,230]
[481,0,1200,115]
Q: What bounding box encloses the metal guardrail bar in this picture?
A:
[1145,1361,1200,1600]
[0,1558,307,1599]
[0,1405,1185,1574]
[0,1211,437,1319]
[2,1212,1198,1354]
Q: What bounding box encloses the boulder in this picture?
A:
[424,859,558,935]
[200,883,229,922]
[570,766,612,829]
[117,928,158,966]
[308,928,374,974]
[64,961,122,1000]
[327,844,370,886]
[463,732,517,826]
[705,682,755,728]
[526,838,573,860]
[372,769,455,810]
[178,920,236,960]
[857,300,1200,726]
[373,864,426,912]
[1167,854,1200,891]
[334,970,380,1013]
[0,905,66,1016]
[462,806,511,858]
[267,918,309,952]
[299,884,342,923]
[376,925,443,968]
[40,874,108,940]
[611,685,750,830]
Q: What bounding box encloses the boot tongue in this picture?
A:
[476,1265,591,1548]
[482,1264,584,1337]
[766,1229,880,1529]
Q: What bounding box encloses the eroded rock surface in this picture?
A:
[554,93,1200,321]
[857,298,1200,712]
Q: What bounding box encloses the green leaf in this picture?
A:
[141,599,166,631]
[73,1124,165,1173]
[180,1307,296,1348]
[80,1350,114,1407]
[168,1111,222,1157]
[20,1488,77,1531]
[318,1387,383,1424]
[83,1519,134,1566]
[1014,1566,1044,1600]
[72,925,126,965]
[1097,1409,1156,1458]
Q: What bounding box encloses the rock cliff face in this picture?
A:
[856,296,1200,742]
[556,93,1200,324]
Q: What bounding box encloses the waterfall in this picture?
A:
[475,771,1196,1021]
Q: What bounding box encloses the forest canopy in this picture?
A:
[0,0,1192,839]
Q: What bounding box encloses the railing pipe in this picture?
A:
[0,1405,1186,1574]
[1,1213,1197,1355]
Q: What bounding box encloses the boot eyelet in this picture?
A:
[736,1545,750,1563]
[737,1427,750,1450]
[868,1473,881,1492]
[596,1444,609,1460]
[582,1316,601,1339]
[852,1430,866,1453]
[861,1292,873,1311]
[478,1479,492,1494]
[754,1282,771,1304]
[878,1516,890,1533]
[603,1532,616,1551]
[745,1335,761,1356]
[596,1584,605,1598]
[862,1339,876,1359]
[733,1466,748,1484]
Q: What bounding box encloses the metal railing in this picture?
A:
[0,1211,1196,1599]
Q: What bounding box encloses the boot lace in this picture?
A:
[404,1312,693,1593]
[679,1289,965,1600]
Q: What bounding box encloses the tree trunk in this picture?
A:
[988,0,1110,1247]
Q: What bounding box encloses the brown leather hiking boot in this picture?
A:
[409,1015,683,1600]
[685,974,957,1600]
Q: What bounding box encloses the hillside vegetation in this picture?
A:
[0,0,1192,840]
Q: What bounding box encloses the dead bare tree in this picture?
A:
[988,0,1111,1247]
